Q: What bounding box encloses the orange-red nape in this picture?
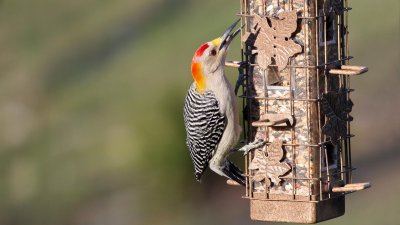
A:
[191,62,205,92]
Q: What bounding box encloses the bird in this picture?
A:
[183,20,246,185]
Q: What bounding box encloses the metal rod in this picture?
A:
[245,167,356,180]
[315,0,323,201]
[262,68,269,199]
[324,146,331,199]
[262,0,268,198]
[239,95,319,101]
[345,0,353,184]
[235,7,352,19]
[225,56,353,69]
[240,0,249,198]
[305,0,313,200]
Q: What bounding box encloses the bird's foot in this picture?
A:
[234,72,245,96]
[238,139,265,155]
[234,62,248,96]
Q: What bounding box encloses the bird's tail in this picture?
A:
[223,160,246,186]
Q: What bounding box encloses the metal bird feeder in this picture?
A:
[225,0,370,223]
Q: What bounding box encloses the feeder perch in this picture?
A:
[332,182,371,192]
[252,113,294,127]
[329,65,368,76]
[230,0,370,223]
[225,60,242,68]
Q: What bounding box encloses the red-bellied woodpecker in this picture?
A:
[183,20,247,185]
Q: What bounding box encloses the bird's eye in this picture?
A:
[210,49,217,56]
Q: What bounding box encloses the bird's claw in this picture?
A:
[234,73,246,96]
[238,139,265,155]
[234,62,249,96]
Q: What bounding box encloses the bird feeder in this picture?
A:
[225,0,370,223]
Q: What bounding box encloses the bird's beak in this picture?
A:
[218,19,242,51]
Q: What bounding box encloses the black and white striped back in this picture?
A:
[183,84,226,181]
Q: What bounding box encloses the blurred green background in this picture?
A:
[0,0,398,225]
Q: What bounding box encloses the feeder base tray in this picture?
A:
[250,196,345,224]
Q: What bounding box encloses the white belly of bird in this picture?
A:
[207,73,241,174]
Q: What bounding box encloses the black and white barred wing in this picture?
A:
[183,86,226,181]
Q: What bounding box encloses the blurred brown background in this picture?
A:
[0,0,398,225]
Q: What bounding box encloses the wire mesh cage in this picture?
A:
[226,0,370,223]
